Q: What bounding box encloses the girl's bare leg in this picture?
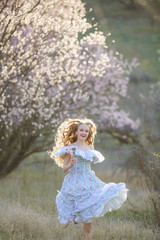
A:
[83,222,92,240]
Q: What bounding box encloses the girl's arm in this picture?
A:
[62,154,77,173]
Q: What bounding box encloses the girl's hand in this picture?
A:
[66,149,77,167]
[70,155,77,166]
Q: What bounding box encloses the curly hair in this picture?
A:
[48,118,97,167]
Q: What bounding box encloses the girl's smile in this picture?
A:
[77,124,89,141]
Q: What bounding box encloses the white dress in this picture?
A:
[55,145,129,224]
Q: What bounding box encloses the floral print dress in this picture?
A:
[55,145,129,224]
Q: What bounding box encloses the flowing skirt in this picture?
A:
[56,171,129,224]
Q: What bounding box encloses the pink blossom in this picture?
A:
[0,0,140,162]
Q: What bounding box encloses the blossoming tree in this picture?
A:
[0,0,140,177]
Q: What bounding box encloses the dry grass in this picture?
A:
[0,198,57,240]
[0,164,159,240]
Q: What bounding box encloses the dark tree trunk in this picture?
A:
[0,123,54,178]
[0,137,30,178]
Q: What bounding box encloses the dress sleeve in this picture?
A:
[92,150,105,164]
[55,146,68,156]
[55,146,74,157]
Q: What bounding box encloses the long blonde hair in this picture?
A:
[48,118,97,167]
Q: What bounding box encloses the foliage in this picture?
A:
[0,0,140,177]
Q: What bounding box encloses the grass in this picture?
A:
[0,159,160,240]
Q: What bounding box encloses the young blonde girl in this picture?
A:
[48,118,129,240]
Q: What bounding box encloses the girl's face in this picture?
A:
[77,124,89,142]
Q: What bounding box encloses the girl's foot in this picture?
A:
[73,219,78,224]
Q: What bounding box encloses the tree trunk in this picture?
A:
[0,130,36,178]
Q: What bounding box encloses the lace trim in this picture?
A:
[55,145,105,164]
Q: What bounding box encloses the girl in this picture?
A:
[48,118,129,240]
